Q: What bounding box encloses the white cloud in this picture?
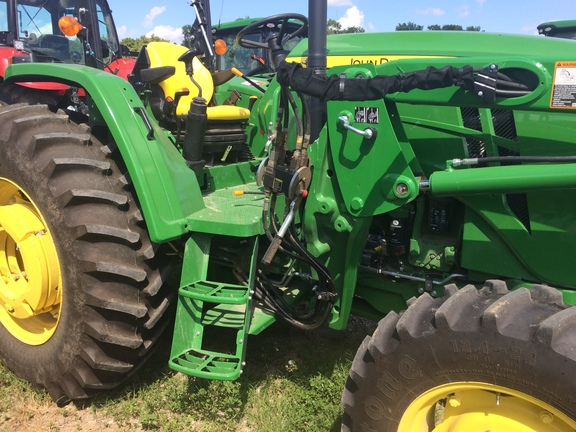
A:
[520,23,539,35]
[456,5,471,17]
[146,26,184,44]
[338,6,364,29]
[116,25,128,39]
[143,6,166,27]
[475,0,486,5]
[416,7,445,17]
[328,0,353,6]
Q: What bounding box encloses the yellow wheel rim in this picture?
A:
[0,177,62,345]
[399,382,576,431]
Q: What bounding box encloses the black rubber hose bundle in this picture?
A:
[276,60,477,101]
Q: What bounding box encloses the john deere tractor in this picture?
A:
[1,0,576,430]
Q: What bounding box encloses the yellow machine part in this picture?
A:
[399,382,576,431]
[146,41,249,121]
[0,178,62,345]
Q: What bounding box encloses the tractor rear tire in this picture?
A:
[0,104,172,405]
[342,280,576,431]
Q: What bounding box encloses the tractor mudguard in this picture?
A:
[4,62,204,243]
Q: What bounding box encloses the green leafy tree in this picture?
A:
[182,24,194,47]
[401,23,482,31]
[440,24,464,31]
[120,34,170,55]
[327,19,365,34]
[396,22,424,31]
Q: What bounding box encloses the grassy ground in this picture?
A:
[0,317,376,432]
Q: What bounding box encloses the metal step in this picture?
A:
[169,234,256,381]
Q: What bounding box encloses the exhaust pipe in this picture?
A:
[308,0,327,141]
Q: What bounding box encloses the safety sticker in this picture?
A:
[354,107,379,124]
[551,61,576,109]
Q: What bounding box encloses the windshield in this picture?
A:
[213,23,305,76]
[0,0,119,65]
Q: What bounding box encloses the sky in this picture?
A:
[110,0,576,44]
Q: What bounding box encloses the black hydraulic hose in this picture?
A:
[267,193,302,261]
[255,277,329,331]
[284,87,304,154]
[495,89,532,97]
[258,269,316,320]
[287,224,336,295]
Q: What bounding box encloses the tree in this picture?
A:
[327,19,365,34]
[399,22,482,31]
[120,34,170,55]
[182,24,194,47]
[396,22,424,31]
[440,24,464,31]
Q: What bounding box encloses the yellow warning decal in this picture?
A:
[551,61,576,109]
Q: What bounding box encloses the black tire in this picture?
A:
[342,280,576,431]
[0,82,58,106]
[0,104,173,405]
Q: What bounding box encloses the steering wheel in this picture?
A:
[236,13,308,52]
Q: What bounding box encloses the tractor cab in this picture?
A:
[0,0,129,77]
[212,17,307,76]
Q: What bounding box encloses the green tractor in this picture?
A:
[1,0,576,430]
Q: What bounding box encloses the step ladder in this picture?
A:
[169,234,257,380]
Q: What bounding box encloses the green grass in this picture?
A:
[0,317,376,432]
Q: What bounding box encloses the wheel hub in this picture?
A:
[0,178,61,345]
[399,382,576,431]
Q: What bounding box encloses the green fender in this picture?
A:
[4,63,203,243]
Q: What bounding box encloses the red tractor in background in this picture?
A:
[0,0,133,104]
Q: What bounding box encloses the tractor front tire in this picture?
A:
[0,104,172,404]
[342,280,576,431]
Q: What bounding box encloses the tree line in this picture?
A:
[396,22,481,31]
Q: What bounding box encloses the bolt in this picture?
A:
[478,91,484,97]
[447,396,461,408]
[239,339,243,344]
[36,230,46,236]
[431,290,437,297]
[395,183,409,197]
[417,287,425,294]
[540,411,554,424]
[196,331,200,336]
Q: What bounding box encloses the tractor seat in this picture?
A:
[142,42,249,121]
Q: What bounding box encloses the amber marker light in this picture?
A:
[58,16,83,37]
[214,39,227,56]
